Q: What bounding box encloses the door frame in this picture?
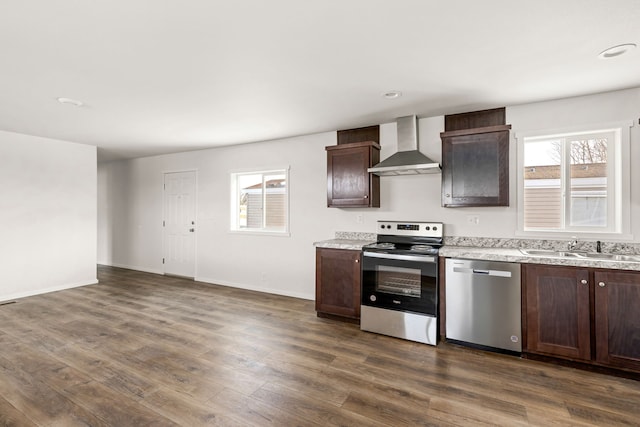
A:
[162,169,198,278]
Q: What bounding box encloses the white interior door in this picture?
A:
[163,171,197,277]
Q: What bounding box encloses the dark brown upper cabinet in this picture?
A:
[326,141,380,208]
[441,108,510,207]
[337,125,379,145]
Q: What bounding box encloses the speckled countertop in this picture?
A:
[440,247,640,271]
[315,233,640,271]
[313,231,376,250]
[441,237,640,271]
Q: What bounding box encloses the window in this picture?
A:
[518,122,631,237]
[230,168,289,234]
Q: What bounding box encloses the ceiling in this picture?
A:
[1,1,638,162]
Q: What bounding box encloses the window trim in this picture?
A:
[229,166,290,236]
[515,120,633,240]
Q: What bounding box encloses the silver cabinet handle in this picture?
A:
[580,279,588,285]
[355,259,359,263]
[598,282,606,287]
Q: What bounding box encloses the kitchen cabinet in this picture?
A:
[523,264,591,361]
[337,125,379,146]
[440,107,510,207]
[524,264,640,372]
[326,141,380,208]
[440,126,510,207]
[594,270,640,371]
[315,248,361,321]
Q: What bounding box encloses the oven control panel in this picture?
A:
[377,221,443,238]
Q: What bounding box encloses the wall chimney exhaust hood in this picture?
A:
[367,115,441,176]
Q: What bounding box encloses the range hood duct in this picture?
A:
[368,115,441,176]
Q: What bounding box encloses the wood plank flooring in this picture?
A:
[0,265,639,426]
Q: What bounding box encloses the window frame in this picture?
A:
[229,167,290,236]
[515,121,632,240]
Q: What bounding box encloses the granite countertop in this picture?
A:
[313,238,375,250]
[313,231,376,251]
[440,246,640,272]
[314,232,640,271]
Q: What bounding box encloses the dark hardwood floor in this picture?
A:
[0,265,639,426]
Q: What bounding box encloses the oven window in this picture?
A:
[376,265,421,297]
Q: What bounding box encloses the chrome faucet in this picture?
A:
[567,236,578,251]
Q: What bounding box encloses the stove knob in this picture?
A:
[387,225,391,229]
[433,226,438,231]
[380,224,385,229]
[425,226,430,230]
[369,295,377,302]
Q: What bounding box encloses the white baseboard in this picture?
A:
[97,264,314,301]
[0,278,99,303]
[195,276,314,301]
[106,263,164,275]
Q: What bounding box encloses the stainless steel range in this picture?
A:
[361,220,443,345]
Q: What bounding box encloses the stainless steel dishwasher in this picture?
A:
[445,258,522,353]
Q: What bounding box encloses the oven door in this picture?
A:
[361,251,438,316]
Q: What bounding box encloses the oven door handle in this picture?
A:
[363,252,436,263]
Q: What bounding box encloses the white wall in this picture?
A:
[0,130,97,302]
[98,87,640,300]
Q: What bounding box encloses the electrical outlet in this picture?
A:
[466,215,480,225]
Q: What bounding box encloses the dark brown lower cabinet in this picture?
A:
[524,264,640,373]
[524,264,591,361]
[315,248,361,321]
[594,270,640,371]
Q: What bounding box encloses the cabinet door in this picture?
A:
[327,145,379,207]
[315,248,361,319]
[523,265,591,360]
[594,270,640,371]
[441,130,509,207]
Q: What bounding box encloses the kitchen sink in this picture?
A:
[519,249,585,258]
[581,253,640,262]
[520,249,640,263]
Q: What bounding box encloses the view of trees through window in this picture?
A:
[523,131,611,230]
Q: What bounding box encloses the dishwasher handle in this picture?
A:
[452,266,512,278]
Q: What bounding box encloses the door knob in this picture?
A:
[598,282,606,287]
[580,279,588,285]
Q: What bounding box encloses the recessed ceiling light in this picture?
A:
[57,97,84,107]
[383,91,402,99]
[598,43,636,59]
